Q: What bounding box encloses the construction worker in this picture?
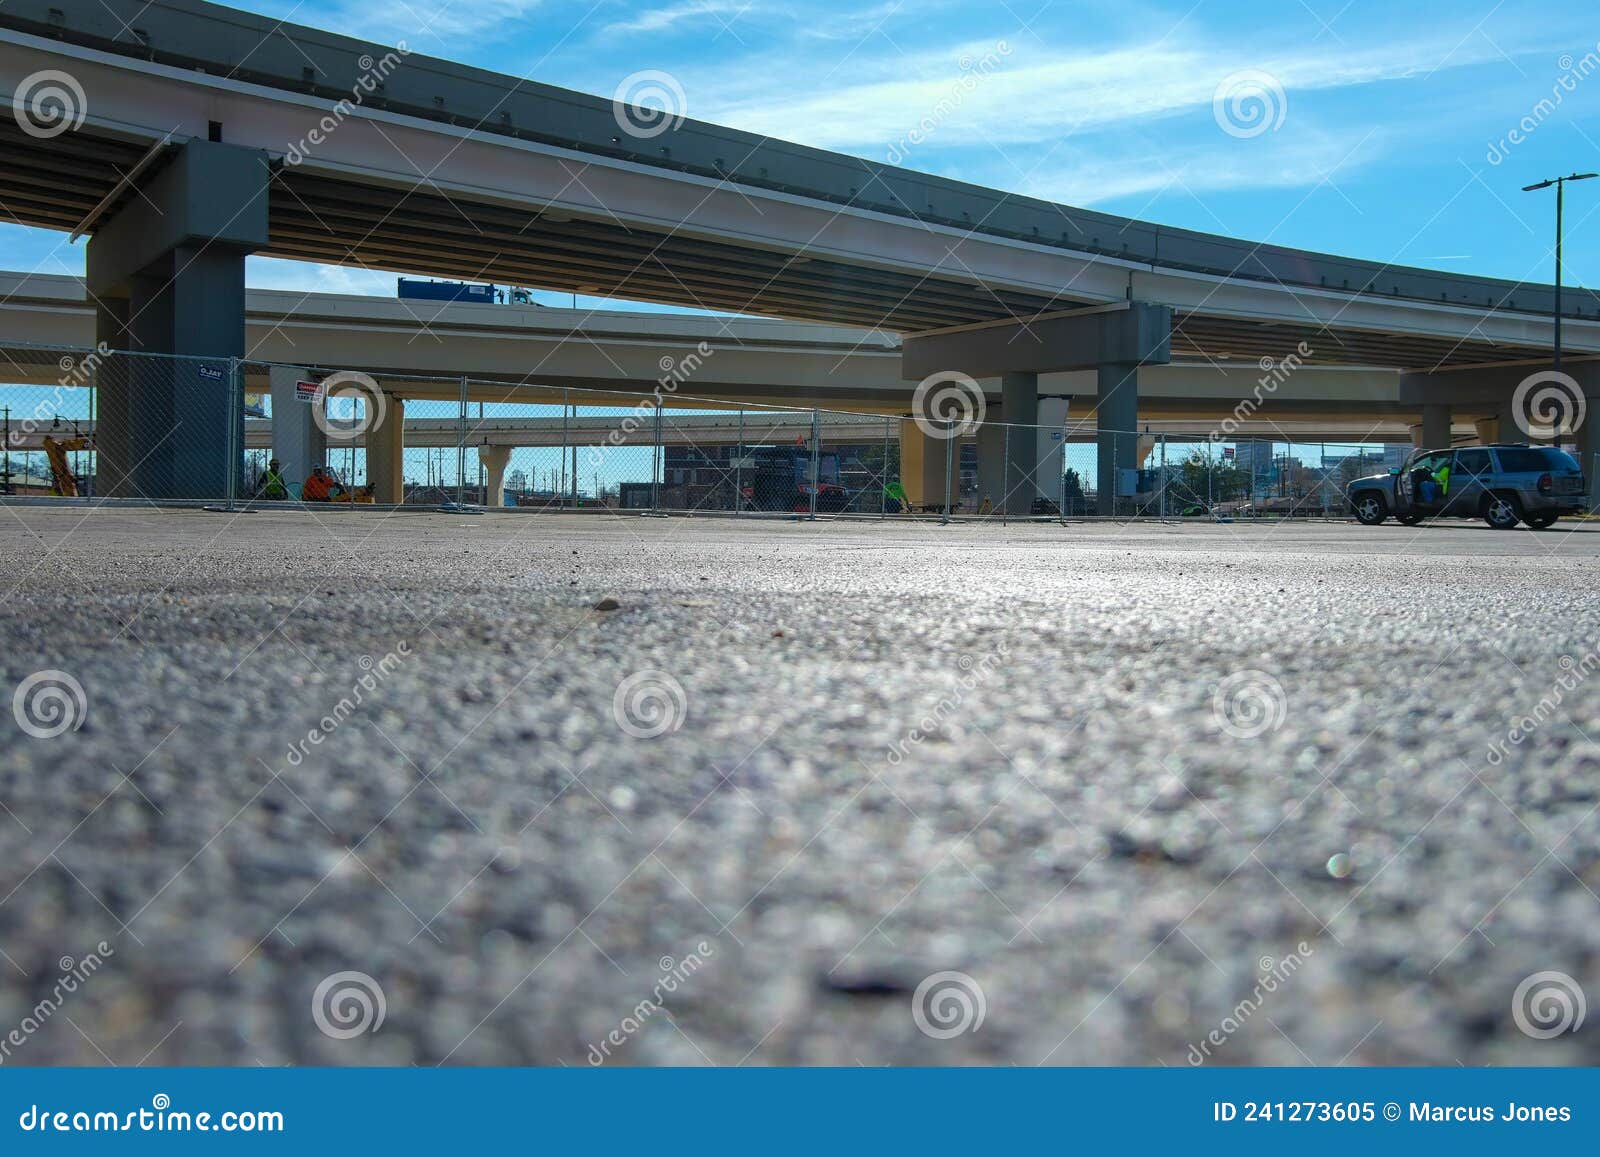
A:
[258,458,288,500]
[302,465,343,502]
[884,479,908,514]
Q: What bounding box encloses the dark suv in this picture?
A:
[1347,444,1587,530]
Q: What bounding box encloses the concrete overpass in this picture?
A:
[0,0,1596,510]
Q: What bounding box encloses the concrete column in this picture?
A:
[92,300,132,497]
[976,420,1004,513]
[1421,403,1452,450]
[1000,371,1038,515]
[1097,363,1138,515]
[1474,416,1499,445]
[268,366,326,491]
[1408,424,1425,448]
[1036,397,1069,506]
[478,444,512,507]
[899,420,949,511]
[366,394,405,504]
[1578,410,1600,513]
[84,141,268,500]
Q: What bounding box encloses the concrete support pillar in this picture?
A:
[1474,416,1499,445]
[92,300,132,497]
[478,444,512,507]
[1000,371,1038,515]
[899,420,949,511]
[269,366,326,490]
[1036,397,1069,505]
[366,394,405,504]
[84,141,268,500]
[1579,413,1600,513]
[976,420,1004,513]
[1421,403,1452,450]
[1096,363,1138,515]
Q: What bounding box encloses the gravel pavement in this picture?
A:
[1,506,1598,1067]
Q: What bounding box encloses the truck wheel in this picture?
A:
[1483,493,1522,529]
[1353,494,1388,525]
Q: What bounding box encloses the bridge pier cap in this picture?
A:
[900,302,1173,382]
[86,141,271,316]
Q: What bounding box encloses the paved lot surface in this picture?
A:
[1,506,1598,1067]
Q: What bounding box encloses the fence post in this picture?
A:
[808,408,820,521]
[736,408,744,517]
[652,402,662,514]
[562,388,571,510]
[226,356,239,511]
[1001,426,1009,526]
[1160,433,1167,521]
[882,417,890,518]
[941,420,954,524]
[455,376,467,508]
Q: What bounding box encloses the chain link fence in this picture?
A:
[8,340,1587,522]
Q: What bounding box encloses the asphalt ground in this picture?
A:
[1,506,1597,1067]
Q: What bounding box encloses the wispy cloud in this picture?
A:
[695,34,1510,156]
[604,0,754,36]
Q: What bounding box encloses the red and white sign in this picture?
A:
[294,380,322,404]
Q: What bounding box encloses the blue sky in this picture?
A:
[9,0,1600,308]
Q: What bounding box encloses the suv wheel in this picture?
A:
[1353,493,1388,525]
[1483,493,1522,529]
[1524,512,1559,530]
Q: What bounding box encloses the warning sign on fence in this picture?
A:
[294,380,322,404]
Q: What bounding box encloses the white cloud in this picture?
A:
[604,0,755,36]
[246,257,398,296]
[691,33,1509,158]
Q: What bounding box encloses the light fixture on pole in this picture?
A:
[1522,172,1597,382]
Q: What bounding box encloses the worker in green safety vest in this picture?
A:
[884,479,907,513]
[258,458,288,500]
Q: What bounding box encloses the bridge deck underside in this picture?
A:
[0,122,1556,372]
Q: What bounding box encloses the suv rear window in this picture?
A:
[1494,447,1578,472]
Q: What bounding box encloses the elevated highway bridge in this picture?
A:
[0,0,1595,509]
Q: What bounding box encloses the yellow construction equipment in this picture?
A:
[41,435,89,497]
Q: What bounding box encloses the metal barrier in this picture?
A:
[0,340,1430,521]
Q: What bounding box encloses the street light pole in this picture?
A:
[1523,172,1597,382]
